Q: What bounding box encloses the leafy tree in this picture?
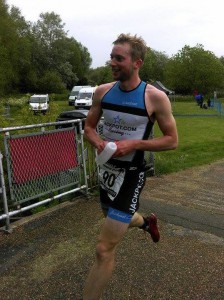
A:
[140,48,169,83]
[37,71,66,93]
[77,42,92,76]
[0,47,14,95]
[31,12,66,76]
[9,6,33,92]
[164,45,224,95]
[0,4,92,95]
[52,37,91,89]
[0,1,34,94]
[31,12,92,91]
[0,0,17,94]
[88,65,113,86]
[220,56,224,66]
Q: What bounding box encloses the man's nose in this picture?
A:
[109,58,116,66]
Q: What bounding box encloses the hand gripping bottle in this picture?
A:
[95,142,117,165]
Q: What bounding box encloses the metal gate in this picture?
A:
[0,119,97,232]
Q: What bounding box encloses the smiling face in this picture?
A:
[110,43,138,82]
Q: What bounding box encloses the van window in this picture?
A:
[78,92,92,99]
[30,97,47,103]
[70,91,79,96]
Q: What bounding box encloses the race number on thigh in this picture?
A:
[99,163,126,201]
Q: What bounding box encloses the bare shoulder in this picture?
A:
[146,84,170,103]
[145,84,172,114]
[95,82,116,99]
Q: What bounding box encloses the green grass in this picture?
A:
[154,101,224,175]
[0,94,72,127]
[172,101,218,115]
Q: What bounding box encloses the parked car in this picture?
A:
[55,109,89,132]
[29,94,49,115]
[55,109,104,134]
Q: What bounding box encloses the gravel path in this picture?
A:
[0,160,224,300]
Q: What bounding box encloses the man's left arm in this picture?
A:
[114,90,178,157]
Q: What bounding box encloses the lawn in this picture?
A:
[154,100,224,175]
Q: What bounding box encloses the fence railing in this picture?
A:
[211,98,224,115]
[0,118,154,232]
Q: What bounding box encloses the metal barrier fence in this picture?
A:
[211,98,224,115]
[0,119,98,232]
[0,118,154,232]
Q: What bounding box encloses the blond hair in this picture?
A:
[113,33,148,61]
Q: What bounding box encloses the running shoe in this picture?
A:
[143,213,160,243]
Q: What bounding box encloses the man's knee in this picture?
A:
[95,240,116,263]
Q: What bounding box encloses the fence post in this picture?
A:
[0,152,12,233]
[79,122,89,196]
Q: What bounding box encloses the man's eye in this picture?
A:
[116,56,123,62]
[110,55,123,62]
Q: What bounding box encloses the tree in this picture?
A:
[31,12,67,76]
[164,44,224,95]
[31,12,92,91]
[37,71,66,93]
[0,4,92,95]
[87,65,113,86]
[0,1,34,94]
[0,0,18,94]
[77,42,92,76]
[220,56,224,66]
[53,37,92,89]
[140,48,169,83]
[9,6,33,92]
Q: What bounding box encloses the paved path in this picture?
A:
[141,160,224,239]
[0,160,224,300]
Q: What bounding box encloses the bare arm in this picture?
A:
[84,83,113,152]
[114,86,178,157]
[139,86,178,152]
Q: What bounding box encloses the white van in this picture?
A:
[68,85,91,106]
[75,86,97,109]
[29,94,49,115]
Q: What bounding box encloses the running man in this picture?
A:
[83,33,178,300]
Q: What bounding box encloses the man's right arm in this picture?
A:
[84,84,111,153]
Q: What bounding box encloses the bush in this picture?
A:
[52,93,69,101]
[36,71,67,94]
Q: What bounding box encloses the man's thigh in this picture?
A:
[99,216,130,245]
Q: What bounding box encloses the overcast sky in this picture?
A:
[7,0,223,68]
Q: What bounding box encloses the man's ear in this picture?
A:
[134,59,143,69]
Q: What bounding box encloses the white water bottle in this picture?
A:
[95,142,117,165]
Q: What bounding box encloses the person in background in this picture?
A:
[83,33,178,300]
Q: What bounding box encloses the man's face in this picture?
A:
[110,43,135,82]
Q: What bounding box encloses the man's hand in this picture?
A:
[113,140,136,157]
[96,141,109,155]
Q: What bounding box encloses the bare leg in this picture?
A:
[129,212,160,242]
[83,217,129,300]
[129,211,144,228]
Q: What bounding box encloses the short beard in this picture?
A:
[115,68,134,82]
